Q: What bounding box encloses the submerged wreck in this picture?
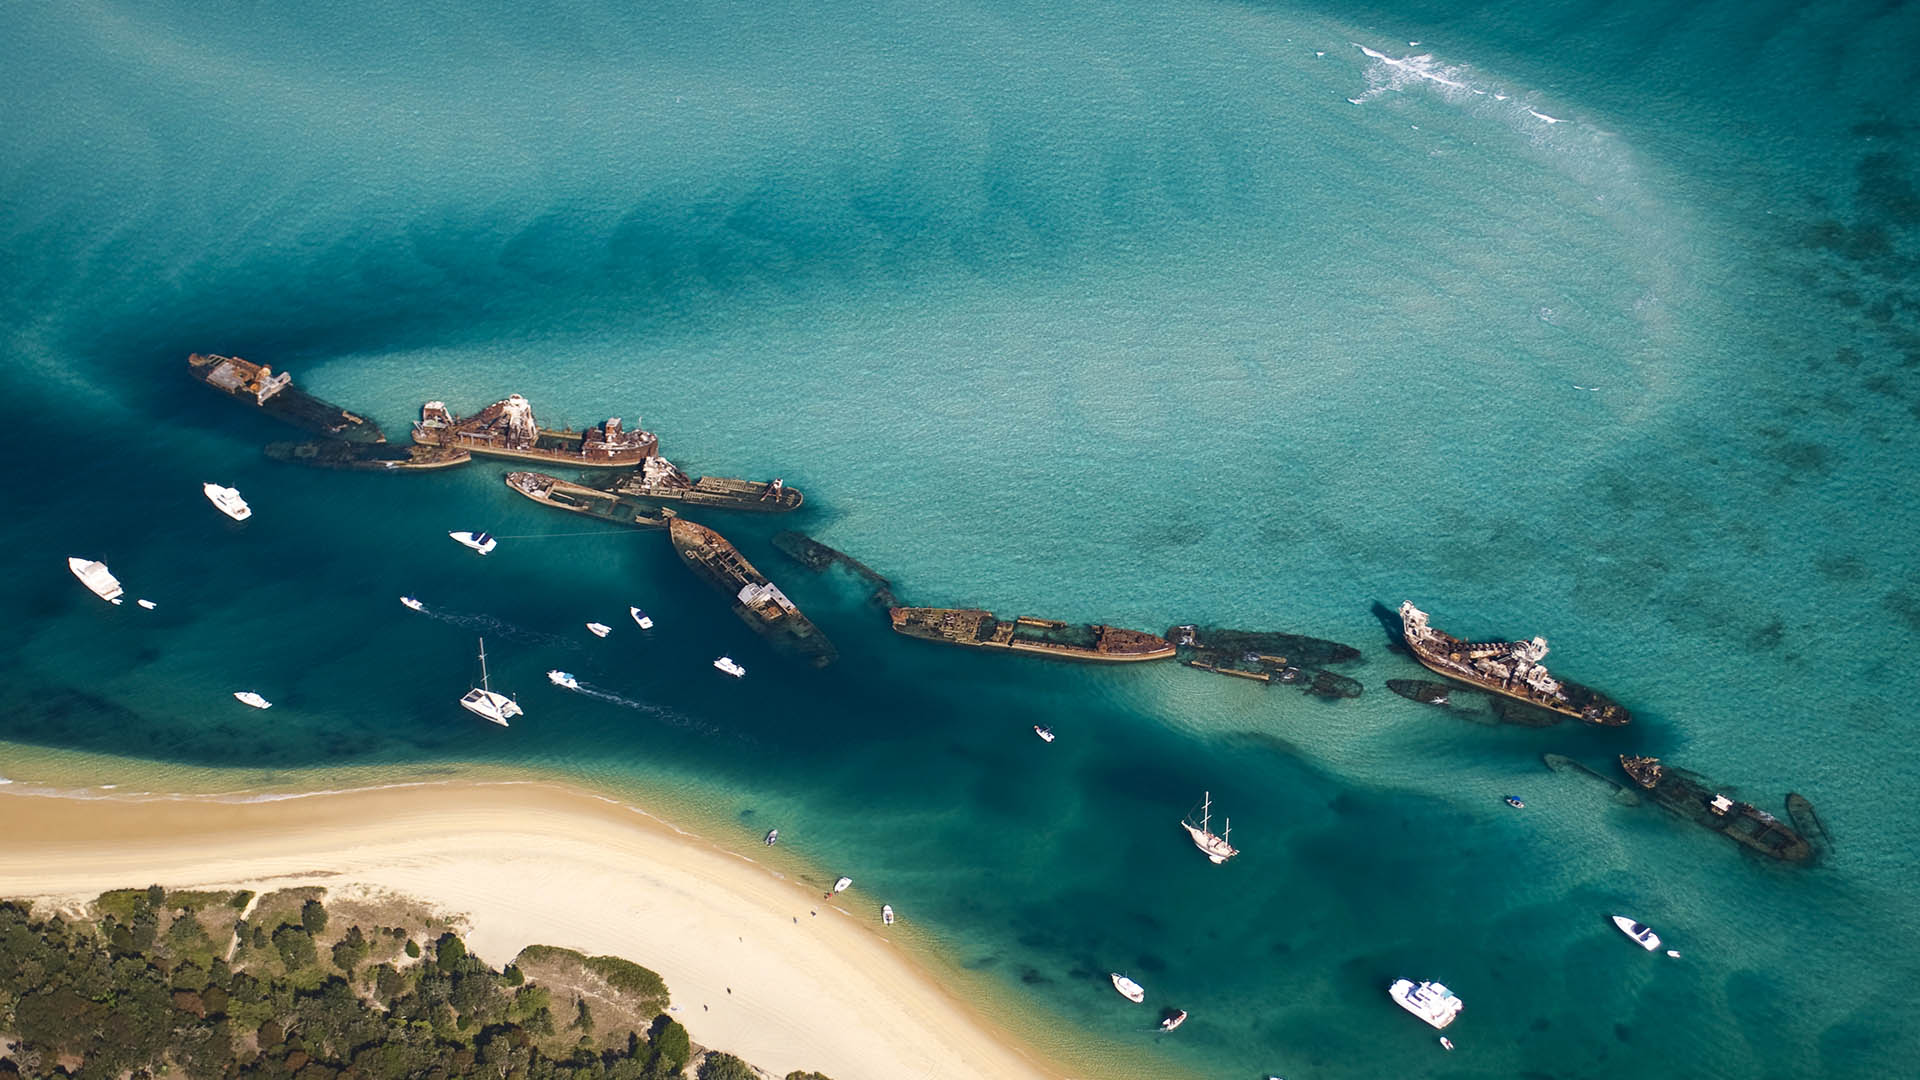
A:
[188,353,385,443]
[771,531,897,608]
[1169,625,1363,698]
[1388,678,1563,727]
[265,441,470,471]
[504,471,669,530]
[671,517,837,667]
[889,608,1176,663]
[612,456,802,512]
[1618,755,1815,863]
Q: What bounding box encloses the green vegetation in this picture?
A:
[0,888,833,1079]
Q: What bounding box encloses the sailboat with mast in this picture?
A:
[459,637,522,726]
[1180,790,1238,864]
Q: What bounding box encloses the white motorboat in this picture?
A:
[764,828,778,845]
[137,599,157,610]
[831,876,853,894]
[1034,724,1056,742]
[1388,979,1463,1030]
[400,595,425,612]
[1181,790,1239,864]
[459,637,522,726]
[882,904,895,926]
[1439,1037,1454,1051]
[1611,915,1662,952]
[1110,973,1146,1003]
[586,622,612,638]
[547,670,579,690]
[1159,1009,1187,1031]
[714,656,746,678]
[630,606,654,630]
[68,557,124,605]
[203,482,252,521]
[232,691,272,710]
[450,530,497,555]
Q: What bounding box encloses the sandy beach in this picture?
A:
[0,780,1068,1080]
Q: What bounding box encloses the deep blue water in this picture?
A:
[5,1,1920,1076]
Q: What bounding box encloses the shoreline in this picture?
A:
[0,777,1084,1080]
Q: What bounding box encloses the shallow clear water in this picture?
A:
[5,0,1919,1076]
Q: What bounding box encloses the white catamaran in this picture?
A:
[1181,790,1239,864]
[459,637,522,726]
[67,557,124,605]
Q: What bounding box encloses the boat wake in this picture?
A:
[570,682,747,743]
[411,606,572,648]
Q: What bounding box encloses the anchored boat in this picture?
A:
[586,622,612,638]
[67,557,124,605]
[1611,915,1661,951]
[1398,602,1629,725]
[450,531,497,555]
[232,691,272,710]
[459,638,521,726]
[713,656,746,678]
[1388,979,1462,1030]
[202,483,252,521]
[1180,791,1239,864]
[1110,973,1146,1003]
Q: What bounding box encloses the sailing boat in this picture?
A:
[1180,791,1239,864]
[459,637,522,726]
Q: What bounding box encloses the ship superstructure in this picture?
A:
[613,455,802,511]
[1399,602,1628,725]
[412,395,657,467]
[1618,755,1812,862]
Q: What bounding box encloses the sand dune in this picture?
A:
[0,781,1065,1080]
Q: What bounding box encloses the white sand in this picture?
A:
[0,781,1067,1080]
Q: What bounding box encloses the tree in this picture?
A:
[645,1017,691,1077]
[785,1073,836,1080]
[435,933,466,972]
[272,925,318,970]
[571,996,594,1033]
[301,898,328,936]
[331,926,368,977]
[404,939,421,958]
[696,1052,756,1080]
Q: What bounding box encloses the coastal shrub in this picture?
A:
[272,924,318,970]
[502,962,524,985]
[145,883,166,908]
[697,1052,756,1080]
[230,889,255,909]
[332,925,369,977]
[573,995,594,1032]
[785,1072,836,1080]
[96,887,150,922]
[301,897,329,935]
[404,938,420,958]
[646,1016,691,1075]
[435,931,468,972]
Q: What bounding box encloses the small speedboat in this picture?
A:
[400,596,425,612]
[630,606,654,630]
[830,876,853,895]
[1034,724,1056,742]
[547,670,579,690]
[1439,1037,1455,1051]
[1159,1008,1187,1031]
[1611,915,1661,951]
[450,530,497,555]
[714,656,746,678]
[882,904,895,926]
[233,691,272,710]
[1504,795,1525,809]
[1110,972,1146,1003]
[203,482,252,521]
[764,828,778,845]
[586,622,612,638]
[137,599,158,610]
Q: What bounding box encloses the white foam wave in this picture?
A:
[1347,40,1575,140]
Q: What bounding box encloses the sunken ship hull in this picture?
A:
[669,517,837,667]
[770,531,897,608]
[412,395,657,468]
[188,353,385,443]
[612,457,802,512]
[265,441,470,471]
[505,472,669,530]
[1619,756,1813,862]
[1168,625,1363,697]
[1387,679,1564,727]
[888,608,1176,663]
[1398,602,1629,726]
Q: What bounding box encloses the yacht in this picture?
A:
[586,622,612,638]
[400,596,425,612]
[137,599,158,610]
[630,606,654,630]
[1611,915,1661,951]
[1159,1009,1187,1031]
[882,904,895,926]
[764,828,778,845]
[203,482,252,521]
[1388,979,1463,1030]
[1504,795,1526,809]
[450,530,497,555]
[459,637,522,726]
[68,557,125,605]
[1034,724,1056,742]
[714,656,746,678]
[1110,973,1146,1003]
[547,670,579,690]
[232,691,272,710]
[1181,791,1239,864]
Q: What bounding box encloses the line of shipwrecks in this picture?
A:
[189,353,1826,865]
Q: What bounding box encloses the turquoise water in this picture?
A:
[6,0,1920,1075]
